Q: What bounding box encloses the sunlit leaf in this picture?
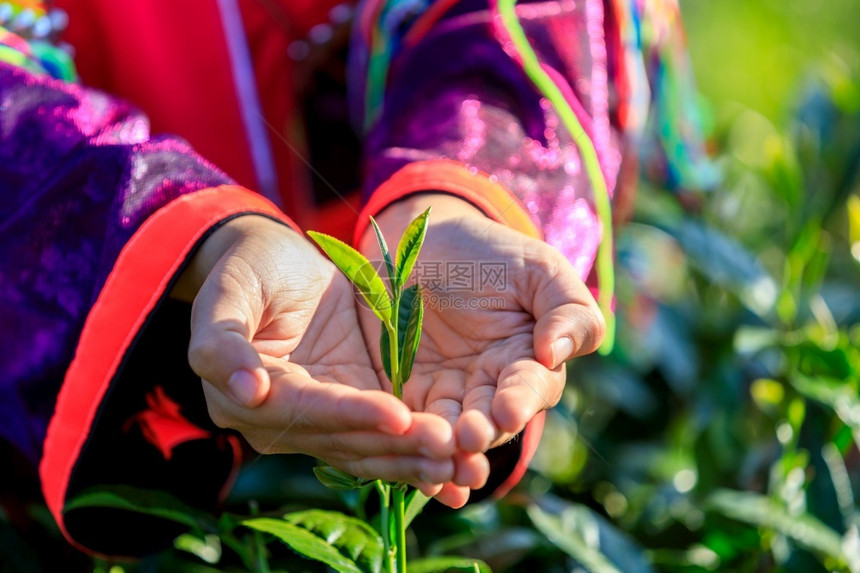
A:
[707,489,845,560]
[408,556,492,573]
[173,533,222,564]
[667,219,776,317]
[243,517,363,573]
[395,207,431,289]
[284,510,384,573]
[789,372,860,450]
[528,498,655,573]
[399,284,423,382]
[307,231,393,324]
[369,216,396,285]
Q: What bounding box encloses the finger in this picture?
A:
[451,451,490,490]
[413,481,444,498]
[529,256,606,369]
[189,260,269,407]
[203,361,415,439]
[433,482,471,509]
[424,397,462,430]
[302,413,456,460]
[342,456,455,485]
[492,359,564,436]
[455,391,497,453]
[263,365,415,436]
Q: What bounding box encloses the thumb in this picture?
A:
[188,259,270,407]
[530,256,606,370]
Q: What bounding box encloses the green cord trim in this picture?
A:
[497,0,616,354]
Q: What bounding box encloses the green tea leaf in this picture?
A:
[403,488,431,529]
[399,284,424,382]
[369,216,396,285]
[379,285,423,383]
[707,489,844,559]
[313,465,371,491]
[243,517,363,573]
[408,556,492,573]
[380,325,393,382]
[64,485,216,533]
[527,504,623,573]
[284,510,384,573]
[307,231,393,324]
[395,207,431,289]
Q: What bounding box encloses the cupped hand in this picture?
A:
[173,215,457,490]
[358,195,606,504]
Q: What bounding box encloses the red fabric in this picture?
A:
[56,0,354,231]
[125,387,211,462]
[352,159,543,247]
[493,411,546,499]
[39,185,296,550]
[57,0,258,192]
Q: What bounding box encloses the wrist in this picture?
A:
[358,192,488,254]
[171,215,294,302]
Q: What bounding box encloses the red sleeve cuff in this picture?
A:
[40,185,295,556]
[352,159,543,247]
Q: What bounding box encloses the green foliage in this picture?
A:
[408,556,492,573]
[314,465,373,491]
[393,208,431,289]
[243,517,371,573]
[65,485,218,534]
[380,283,424,383]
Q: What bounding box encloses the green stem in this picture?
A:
[248,500,270,573]
[387,291,402,399]
[393,486,407,573]
[376,480,394,573]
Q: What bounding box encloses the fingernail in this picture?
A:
[228,369,259,406]
[551,336,575,368]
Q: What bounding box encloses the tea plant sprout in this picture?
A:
[245,208,485,573]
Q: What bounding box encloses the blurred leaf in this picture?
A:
[173,533,222,564]
[667,218,777,316]
[314,465,371,491]
[408,556,492,573]
[707,489,845,560]
[790,372,860,449]
[751,378,785,411]
[65,485,216,533]
[528,499,654,573]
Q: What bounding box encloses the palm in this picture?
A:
[360,215,586,451]
[254,266,379,392]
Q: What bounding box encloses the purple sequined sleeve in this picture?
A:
[0,62,235,462]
